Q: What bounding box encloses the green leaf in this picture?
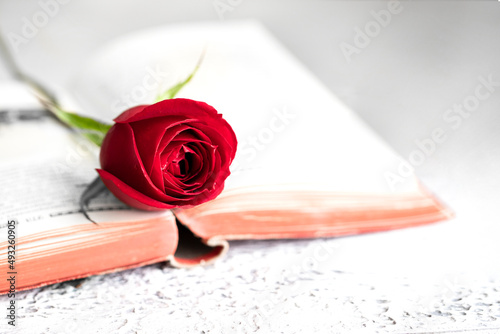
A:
[53,107,112,134]
[155,51,205,102]
[50,107,112,146]
[81,132,106,146]
[0,31,112,147]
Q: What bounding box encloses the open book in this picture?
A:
[0,21,452,294]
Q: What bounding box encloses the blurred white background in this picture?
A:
[0,1,499,332]
[1,1,498,200]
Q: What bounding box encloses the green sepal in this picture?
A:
[53,107,112,134]
[155,51,205,102]
[48,106,111,147]
[81,132,106,147]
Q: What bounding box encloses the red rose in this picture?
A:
[96,98,237,211]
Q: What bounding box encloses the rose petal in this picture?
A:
[96,169,175,210]
[130,117,193,178]
[187,121,237,166]
[100,123,188,203]
[148,123,195,189]
[175,141,215,190]
[115,99,237,160]
[115,99,217,123]
[113,105,148,123]
[101,98,238,209]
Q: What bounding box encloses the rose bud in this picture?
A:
[96,98,237,211]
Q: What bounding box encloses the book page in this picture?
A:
[0,82,168,243]
[68,21,420,200]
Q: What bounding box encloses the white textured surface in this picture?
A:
[2,236,500,334]
[0,1,499,333]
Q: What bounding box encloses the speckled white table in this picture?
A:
[1,1,500,333]
[2,230,500,334]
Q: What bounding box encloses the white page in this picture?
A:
[68,21,419,200]
[0,82,170,245]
